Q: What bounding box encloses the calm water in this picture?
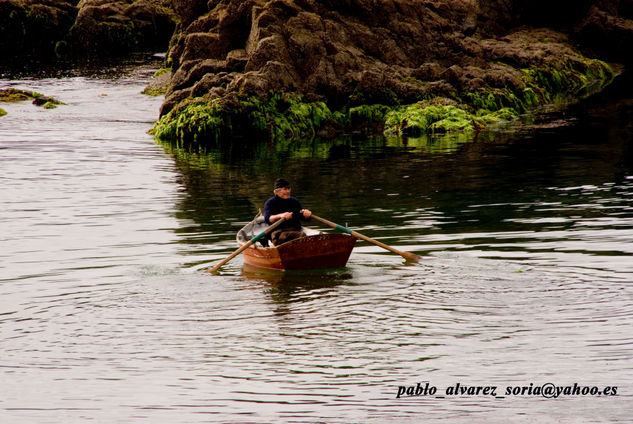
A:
[1,64,632,423]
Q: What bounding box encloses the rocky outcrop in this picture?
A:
[0,88,64,114]
[0,0,78,60]
[576,3,633,64]
[153,0,629,147]
[2,0,630,146]
[68,0,175,58]
[0,0,175,60]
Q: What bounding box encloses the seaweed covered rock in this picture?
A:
[0,0,176,61]
[141,67,172,96]
[0,88,64,112]
[154,0,627,147]
[0,0,78,60]
[69,0,176,58]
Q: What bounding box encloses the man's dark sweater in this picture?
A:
[264,195,309,229]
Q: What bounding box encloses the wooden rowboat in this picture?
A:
[237,215,356,270]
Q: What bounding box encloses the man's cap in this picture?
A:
[274,178,291,190]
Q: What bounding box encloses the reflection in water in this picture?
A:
[242,263,354,314]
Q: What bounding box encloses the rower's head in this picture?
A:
[274,178,291,199]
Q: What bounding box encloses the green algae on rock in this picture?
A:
[151,92,336,148]
[41,101,59,109]
[0,88,42,102]
[348,104,392,133]
[154,53,614,147]
[383,101,519,137]
[154,0,623,148]
[0,88,64,108]
[383,56,614,137]
[142,68,172,96]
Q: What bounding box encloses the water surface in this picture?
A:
[1,65,632,423]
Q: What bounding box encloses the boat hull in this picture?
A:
[242,233,356,270]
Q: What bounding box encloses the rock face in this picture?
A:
[576,3,633,63]
[0,0,78,60]
[479,0,633,64]
[0,0,175,60]
[151,0,632,147]
[69,0,176,58]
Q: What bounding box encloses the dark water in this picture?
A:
[1,64,632,423]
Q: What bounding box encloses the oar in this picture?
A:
[207,217,286,273]
[311,215,421,262]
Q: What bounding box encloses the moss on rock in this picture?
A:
[383,57,614,137]
[154,52,615,146]
[154,54,614,145]
[0,88,64,108]
[151,92,335,148]
[154,0,619,147]
[247,94,333,140]
[142,68,172,96]
[0,88,42,102]
[383,101,519,137]
[42,101,58,109]
[348,104,391,133]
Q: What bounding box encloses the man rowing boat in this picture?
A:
[264,178,312,245]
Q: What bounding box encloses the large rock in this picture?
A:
[0,0,78,60]
[479,0,633,64]
[0,0,176,60]
[69,0,176,58]
[576,4,633,63]
[153,0,629,146]
[162,0,485,111]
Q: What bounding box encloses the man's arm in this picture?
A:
[270,211,293,223]
[265,198,293,224]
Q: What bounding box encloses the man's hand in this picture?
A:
[271,211,293,222]
[301,209,312,218]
